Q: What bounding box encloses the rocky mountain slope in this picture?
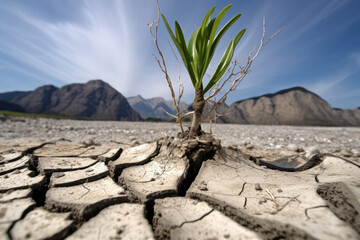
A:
[219,87,360,126]
[127,95,189,120]
[1,82,359,126]
[0,100,26,112]
[0,80,141,121]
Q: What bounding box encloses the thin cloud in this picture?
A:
[0,59,52,85]
[307,72,352,96]
[226,0,353,101]
[0,0,358,109]
[0,0,139,94]
[304,52,360,96]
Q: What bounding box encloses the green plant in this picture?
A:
[161,4,246,136]
[162,4,245,95]
[149,0,281,137]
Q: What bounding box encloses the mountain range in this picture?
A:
[127,95,189,120]
[216,87,360,126]
[0,79,359,126]
[0,80,141,121]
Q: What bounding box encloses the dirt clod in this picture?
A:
[255,183,262,191]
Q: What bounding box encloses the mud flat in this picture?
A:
[0,116,359,239]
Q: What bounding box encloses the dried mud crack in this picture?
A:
[0,136,359,240]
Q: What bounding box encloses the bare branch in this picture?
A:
[160,107,177,119]
[150,1,282,136]
[148,0,195,134]
[203,17,283,127]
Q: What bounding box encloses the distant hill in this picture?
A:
[127,95,189,120]
[218,87,360,126]
[1,82,359,126]
[0,80,142,121]
[0,100,26,112]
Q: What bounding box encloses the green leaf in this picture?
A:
[187,27,200,58]
[203,41,235,93]
[175,22,185,44]
[202,4,232,74]
[204,18,215,41]
[203,28,246,93]
[234,28,246,46]
[208,13,241,65]
[187,27,200,86]
[161,14,197,87]
[196,30,203,58]
[175,21,188,55]
[200,18,215,70]
[209,4,232,44]
[161,6,246,94]
[200,6,215,37]
[201,12,241,88]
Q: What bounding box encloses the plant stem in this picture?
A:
[189,90,205,137]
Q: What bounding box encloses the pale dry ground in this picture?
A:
[1,116,360,239]
[1,116,360,155]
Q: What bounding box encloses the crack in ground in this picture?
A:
[128,158,174,184]
[304,205,329,219]
[107,143,160,182]
[145,200,155,226]
[24,143,49,155]
[252,153,324,172]
[5,201,36,240]
[5,138,358,239]
[203,161,249,187]
[317,182,360,234]
[78,183,91,200]
[325,153,360,168]
[219,149,266,171]
[238,182,247,196]
[190,193,316,240]
[172,209,215,229]
[98,148,122,164]
[314,175,319,183]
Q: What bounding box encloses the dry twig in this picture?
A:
[150,1,282,134]
[148,0,189,134]
[203,17,283,132]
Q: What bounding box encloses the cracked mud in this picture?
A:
[0,135,359,240]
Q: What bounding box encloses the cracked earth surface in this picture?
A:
[0,117,360,239]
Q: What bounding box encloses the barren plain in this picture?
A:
[1,116,360,156]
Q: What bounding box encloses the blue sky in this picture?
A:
[0,0,359,109]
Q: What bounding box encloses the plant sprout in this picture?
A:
[162,5,245,95]
[148,0,282,138]
[161,4,245,136]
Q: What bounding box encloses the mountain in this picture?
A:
[16,85,58,113]
[0,100,26,112]
[0,91,30,103]
[127,95,189,120]
[219,87,360,126]
[1,82,359,126]
[0,80,141,121]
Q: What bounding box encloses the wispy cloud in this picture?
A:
[0,0,358,108]
[284,0,350,45]
[306,71,353,96]
[0,58,51,84]
[0,0,146,94]
[225,0,355,101]
[304,52,360,96]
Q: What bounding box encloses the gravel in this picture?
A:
[1,116,360,155]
